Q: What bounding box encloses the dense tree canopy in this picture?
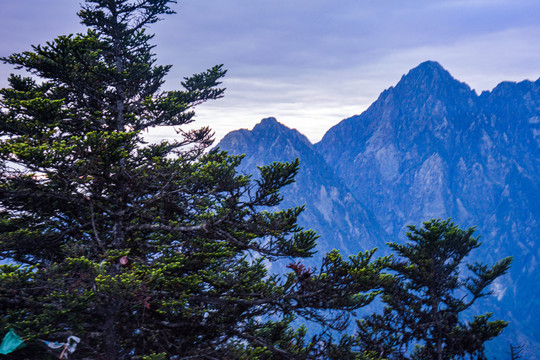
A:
[0,1,387,359]
[353,219,512,360]
[0,1,513,359]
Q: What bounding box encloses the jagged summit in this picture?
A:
[252,117,288,135]
[253,117,297,132]
[317,61,477,158]
[400,61,453,85]
[219,62,540,357]
[250,117,312,146]
[404,60,449,79]
[256,116,279,127]
[393,60,473,97]
[217,118,389,255]
[218,117,313,166]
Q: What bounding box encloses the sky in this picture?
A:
[1,0,540,143]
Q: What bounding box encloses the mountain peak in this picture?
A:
[252,117,292,135]
[218,117,313,155]
[387,60,474,105]
[400,60,454,86]
[414,60,446,72]
[251,117,312,145]
[253,117,281,130]
[252,117,289,135]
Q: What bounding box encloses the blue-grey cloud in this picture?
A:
[2,0,540,142]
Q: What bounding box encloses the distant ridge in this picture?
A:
[219,117,388,257]
[218,62,540,358]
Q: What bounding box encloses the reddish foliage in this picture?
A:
[286,262,313,278]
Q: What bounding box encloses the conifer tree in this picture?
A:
[0,1,386,359]
[353,219,512,360]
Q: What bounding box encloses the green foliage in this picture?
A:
[353,219,512,360]
[0,1,386,358]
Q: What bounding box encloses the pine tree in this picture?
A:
[509,344,524,360]
[0,1,386,359]
[354,219,512,360]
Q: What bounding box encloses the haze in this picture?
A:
[1,0,539,142]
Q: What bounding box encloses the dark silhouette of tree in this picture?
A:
[509,344,524,360]
[354,219,512,360]
[0,1,386,359]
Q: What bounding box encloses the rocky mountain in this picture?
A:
[217,61,540,357]
[217,117,388,259]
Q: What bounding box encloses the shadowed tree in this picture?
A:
[0,1,386,359]
[353,219,512,360]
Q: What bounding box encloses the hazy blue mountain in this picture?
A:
[217,61,540,357]
[317,61,538,246]
[217,117,389,260]
[316,61,539,356]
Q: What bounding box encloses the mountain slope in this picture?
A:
[218,62,540,357]
[315,60,540,356]
[217,117,388,258]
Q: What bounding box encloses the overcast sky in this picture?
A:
[1,0,540,143]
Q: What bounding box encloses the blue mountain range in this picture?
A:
[217,61,540,358]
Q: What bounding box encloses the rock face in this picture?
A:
[218,117,388,258]
[317,61,539,254]
[217,61,540,357]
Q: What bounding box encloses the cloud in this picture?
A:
[2,0,540,143]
